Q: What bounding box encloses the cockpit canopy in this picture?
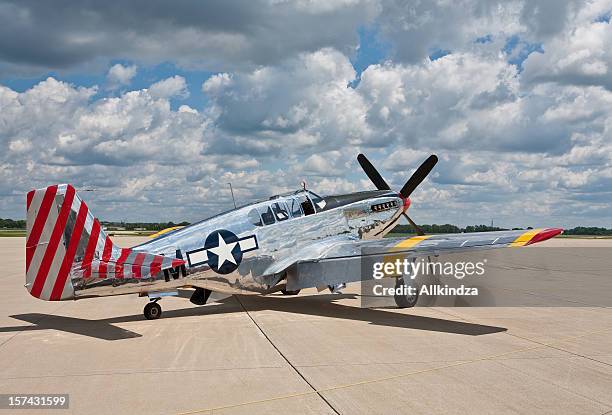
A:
[248,190,324,227]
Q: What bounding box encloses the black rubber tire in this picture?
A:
[394,278,419,308]
[281,289,301,295]
[144,302,162,320]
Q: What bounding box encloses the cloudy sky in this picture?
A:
[1,0,611,228]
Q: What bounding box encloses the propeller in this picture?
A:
[357,154,391,190]
[399,155,438,198]
[357,153,438,236]
[403,213,425,236]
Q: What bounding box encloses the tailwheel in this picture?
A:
[394,277,419,308]
[144,302,162,320]
[281,289,301,295]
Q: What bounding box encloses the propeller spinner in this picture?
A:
[357,153,438,236]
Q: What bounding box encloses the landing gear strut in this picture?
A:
[144,301,162,320]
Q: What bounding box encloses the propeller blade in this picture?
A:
[402,212,425,236]
[357,153,391,190]
[399,155,438,198]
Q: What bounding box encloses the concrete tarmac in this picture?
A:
[0,237,611,414]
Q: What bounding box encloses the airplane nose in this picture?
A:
[401,196,411,210]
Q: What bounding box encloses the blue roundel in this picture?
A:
[204,229,242,274]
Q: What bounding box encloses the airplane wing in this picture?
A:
[266,228,563,291]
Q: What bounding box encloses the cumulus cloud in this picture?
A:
[374,0,595,65]
[523,8,612,89]
[0,77,212,219]
[203,48,372,156]
[0,0,597,77]
[1,0,611,228]
[0,0,377,76]
[148,76,189,99]
[199,44,611,226]
[1,78,205,167]
[106,64,137,89]
[376,0,522,63]
[3,47,612,226]
[357,53,522,150]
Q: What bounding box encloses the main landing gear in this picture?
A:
[394,277,419,308]
[144,300,162,320]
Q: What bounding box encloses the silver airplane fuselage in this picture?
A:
[73,189,406,298]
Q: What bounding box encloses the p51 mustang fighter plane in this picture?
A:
[25,154,563,319]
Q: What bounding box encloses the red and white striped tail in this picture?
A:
[25,184,185,301]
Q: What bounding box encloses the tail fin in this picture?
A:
[25,184,184,301]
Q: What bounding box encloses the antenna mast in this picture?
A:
[228,183,237,209]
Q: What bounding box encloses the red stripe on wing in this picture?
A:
[525,228,564,245]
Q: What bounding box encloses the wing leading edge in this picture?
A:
[276,228,563,291]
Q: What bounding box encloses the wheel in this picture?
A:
[144,302,162,319]
[394,277,419,308]
[281,289,301,295]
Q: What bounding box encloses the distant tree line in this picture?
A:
[390,224,612,235]
[100,221,191,231]
[2,218,612,235]
[0,218,189,231]
[562,227,612,236]
[390,224,571,234]
[390,224,513,234]
[0,218,26,229]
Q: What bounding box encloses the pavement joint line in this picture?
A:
[504,331,612,368]
[233,295,341,415]
[0,365,287,381]
[16,353,602,378]
[434,308,612,369]
[431,308,612,408]
[494,354,612,410]
[291,353,607,369]
[175,320,612,414]
[448,281,609,307]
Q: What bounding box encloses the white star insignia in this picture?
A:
[208,233,238,268]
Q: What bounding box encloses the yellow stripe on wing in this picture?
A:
[509,228,542,247]
[394,235,433,249]
[149,226,184,238]
[377,235,433,279]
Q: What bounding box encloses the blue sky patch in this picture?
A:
[429,48,451,61]
[1,61,215,111]
[594,10,611,23]
[503,35,544,71]
[475,34,493,44]
[348,25,390,88]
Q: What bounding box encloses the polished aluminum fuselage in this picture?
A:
[73,190,403,298]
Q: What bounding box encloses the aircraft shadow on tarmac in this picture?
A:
[2,294,506,341]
